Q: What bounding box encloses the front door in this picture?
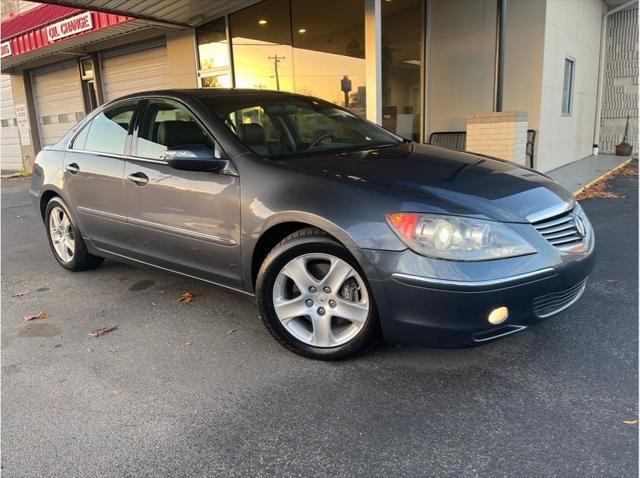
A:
[63,100,139,253]
[122,98,242,288]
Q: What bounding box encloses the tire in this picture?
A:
[44,196,104,271]
[256,227,380,360]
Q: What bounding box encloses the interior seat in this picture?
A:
[238,123,270,156]
[157,120,208,148]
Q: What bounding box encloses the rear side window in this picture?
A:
[134,99,214,160]
[73,101,137,155]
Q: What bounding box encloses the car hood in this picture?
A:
[278,143,575,223]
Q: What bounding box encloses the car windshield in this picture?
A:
[202,95,402,158]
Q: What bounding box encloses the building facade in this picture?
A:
[1,0,637,173]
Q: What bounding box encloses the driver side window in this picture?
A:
[223,106,290,155]
[135,99,214,160]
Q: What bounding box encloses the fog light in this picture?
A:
[488,306,509,325]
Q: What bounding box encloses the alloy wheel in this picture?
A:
[272,253,370,348]
[49,206,75,263]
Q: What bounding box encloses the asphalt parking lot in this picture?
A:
[1,168,638,477]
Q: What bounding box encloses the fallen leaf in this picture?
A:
[606,279,619,283]
[227,329,236,335]
[184,341,193,346]
[12,291,29,298]
[178,292,193,303]
[576,160,637,200]
[619,163,638,176]
[23,312,47,321]
[112,388,122,395]
[89,325,117,337]
[623,419,638,425]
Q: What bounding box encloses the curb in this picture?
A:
[572,157,634,195]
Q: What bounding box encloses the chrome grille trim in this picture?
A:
[531,207,585,250]
[533,280,587,318]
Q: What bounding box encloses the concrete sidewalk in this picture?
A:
[546,153,633,193]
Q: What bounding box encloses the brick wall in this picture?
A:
[466,112,528,165]
[600,7,638,153]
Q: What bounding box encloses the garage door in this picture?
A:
[32,61,84,148]
[101,41,170,102]
[1,75,23,171]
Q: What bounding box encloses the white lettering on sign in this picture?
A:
[46,12,93,42]
[0,41,12,58]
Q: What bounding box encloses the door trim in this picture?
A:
[127,216,238,246]
[77,206,127,224]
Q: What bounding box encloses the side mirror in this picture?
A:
[164,145,224,172]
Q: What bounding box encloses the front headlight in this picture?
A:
[386,213,536,261]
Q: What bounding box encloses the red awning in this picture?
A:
[2,4,81,41]
[1,4,133,61]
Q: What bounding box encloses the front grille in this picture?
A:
[533,280,587,318]
[531,209,584,249]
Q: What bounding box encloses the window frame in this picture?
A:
[561,56,576,117]
[129,97,226,163]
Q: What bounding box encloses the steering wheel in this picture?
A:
[308,133,335,149]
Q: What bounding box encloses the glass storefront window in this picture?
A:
[229,0,366,117]
[382,0,424,141]
[229,0,294,92]
[197,17,232,88]
[290,0,366,117]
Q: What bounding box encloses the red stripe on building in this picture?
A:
[1,4,133,57]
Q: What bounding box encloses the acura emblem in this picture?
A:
[574,216,587,238]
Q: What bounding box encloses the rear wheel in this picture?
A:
[256,228,380,360]
[45,197,104,271]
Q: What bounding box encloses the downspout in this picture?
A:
[493,0,507,112]
[592,0,637,155]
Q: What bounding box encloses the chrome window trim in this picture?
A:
[391,267,557,291]
[66,149,129,161]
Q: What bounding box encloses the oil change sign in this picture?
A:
[46,12,93,42]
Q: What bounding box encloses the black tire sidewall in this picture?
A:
[256,233,379,360]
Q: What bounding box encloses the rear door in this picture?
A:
[64,100,140,253]
[122,98,242,287]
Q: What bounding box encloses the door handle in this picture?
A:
[127,172,149,186]
[65,163,80,174]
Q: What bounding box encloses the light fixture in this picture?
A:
[298,28,307,34]
[258,19,267,25]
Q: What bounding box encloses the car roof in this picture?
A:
[116,88,297,102]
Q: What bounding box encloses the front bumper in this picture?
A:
[355,243,596,348]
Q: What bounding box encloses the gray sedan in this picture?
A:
[31,89,595,359]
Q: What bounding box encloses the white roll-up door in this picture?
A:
[101,40,170,102]
[1,75,22,171]
[32,61,84,148]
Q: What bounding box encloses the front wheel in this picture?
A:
[256,228,380,360]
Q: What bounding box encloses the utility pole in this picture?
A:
[268,54,285,90]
